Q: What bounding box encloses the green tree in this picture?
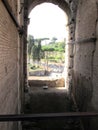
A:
[28,35,34,63]
[32,45,38,61]
[51,37,57,43]
[32,38,49,66]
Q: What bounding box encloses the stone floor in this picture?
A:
[25,87,70,113]
[23,85,83,130]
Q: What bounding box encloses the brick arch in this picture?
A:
[27,0,71,19]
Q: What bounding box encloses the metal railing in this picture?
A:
[0,112,98,122]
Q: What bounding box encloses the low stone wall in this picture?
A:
[28,77,65,88]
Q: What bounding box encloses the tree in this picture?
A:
[27,35,34,63]
[51,37,57,43]
[32,38,49,66]
[32,45,38,61]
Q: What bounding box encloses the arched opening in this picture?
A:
[23,1,78,129]
[28,2,70,89]
[27,3,68,88]
[28,0,71,19]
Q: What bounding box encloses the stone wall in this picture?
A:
[3,0,98,129]
[73,0,98,129]
[0,0,23,130]
[74,0,97,110]
[7,0,18,16]
[28,77,65,88]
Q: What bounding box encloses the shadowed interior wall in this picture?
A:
[73,0,98,129]
[0,0,24,130]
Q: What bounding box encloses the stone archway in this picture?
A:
[28,0,71,18]
[22,0,98,129]
[24,0,78,91]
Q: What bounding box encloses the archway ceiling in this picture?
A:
[27,0,71,17]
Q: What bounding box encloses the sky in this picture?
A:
[28,3,68,41]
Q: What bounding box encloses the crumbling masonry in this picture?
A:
[0,0,98,130]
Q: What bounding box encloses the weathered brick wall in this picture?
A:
[7,0,18,16]
[92,0,98,109]
[0,0,22,130]
[73,0,98,129]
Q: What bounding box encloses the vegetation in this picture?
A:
[42,41,65,52]
[41,40,65,63]
[28,36,48,61]
[27,35,65,70]
[27,35,34,62]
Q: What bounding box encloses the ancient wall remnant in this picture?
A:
[73,0,98,129]
[0,0,24,130]
[0,0,98,129]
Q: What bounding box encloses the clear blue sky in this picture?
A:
[28,3,67,41]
